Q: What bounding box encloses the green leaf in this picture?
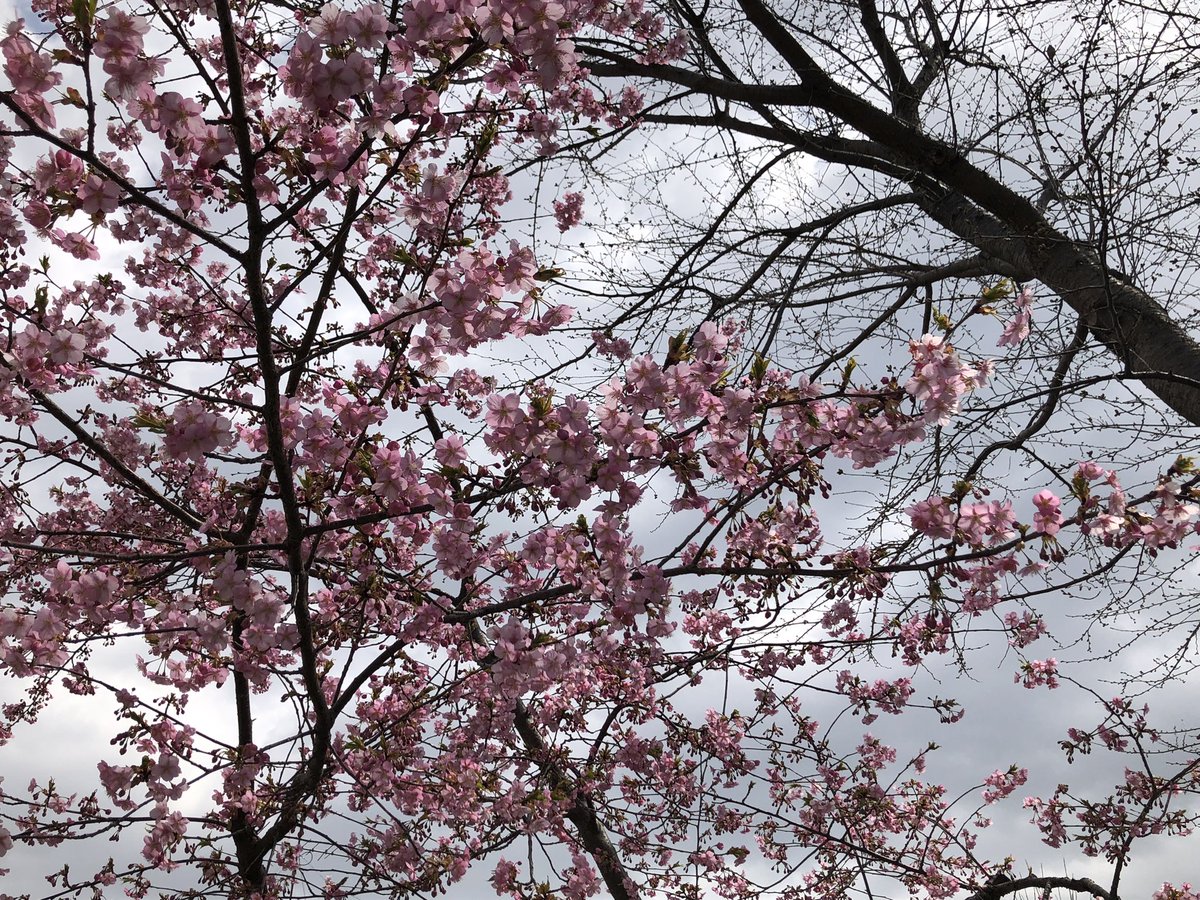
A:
[71,0,93,33]
[387,246,420,268]
[839,357,857,390]
[981,278,1013,302]
[530,394,553,418]
[751,351,769,385]
[131,411,167,432]
[61,87,87,109]
[665,329,690,365]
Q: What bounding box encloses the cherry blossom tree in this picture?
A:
[1,1,1199,899]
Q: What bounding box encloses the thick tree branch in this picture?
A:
[512,701,634,900]
[584,0,1200,426]
[856,0,916,118]
[913,184,1200,424]
[967,874,1116,900]
[584,54,815,105]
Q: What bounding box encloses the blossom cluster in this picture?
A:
[906,334,991,424]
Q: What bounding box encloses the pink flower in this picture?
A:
[348,3,390,49]
[311,2,353,44]
[905,334,988,424]
[142,803,188,867]
[907,496,956,539]
[1004,610,1048,648]
[93,11,161,98]
[488,616,528,663]
[2,23,61,94]
[475,2,516,44]
[97,761,136,808]
[997,287,1034,347]
[372,444,430,507]
[552,191,585,231]
[1016,658,1059,689]
[46,327,87,366]
[982,765,1029,803]
[490,859,519,892]
[23,199,53,230]
[1032,489,1062,536]
[486,393,525,429]
[93,11,151,66]
[997,309,1030,346]
[434,434,468,467]
[163,401,233,462]
[1154,885,1200,900]
[57,231,100,260]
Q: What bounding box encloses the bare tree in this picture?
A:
[572,0,1200,421]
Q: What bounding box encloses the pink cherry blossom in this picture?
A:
[1031,489,1062,536]
[907,495,956,539]
[163,401,233,462]
[553,191,585,231]
[982,765,1029,804]
[998,286,1034,347]
[1016,657,1060,689]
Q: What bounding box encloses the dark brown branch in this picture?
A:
[588,2,1200,426]
[966,874,1116,900]
[856,0,916,119]
[511,701,634,900]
